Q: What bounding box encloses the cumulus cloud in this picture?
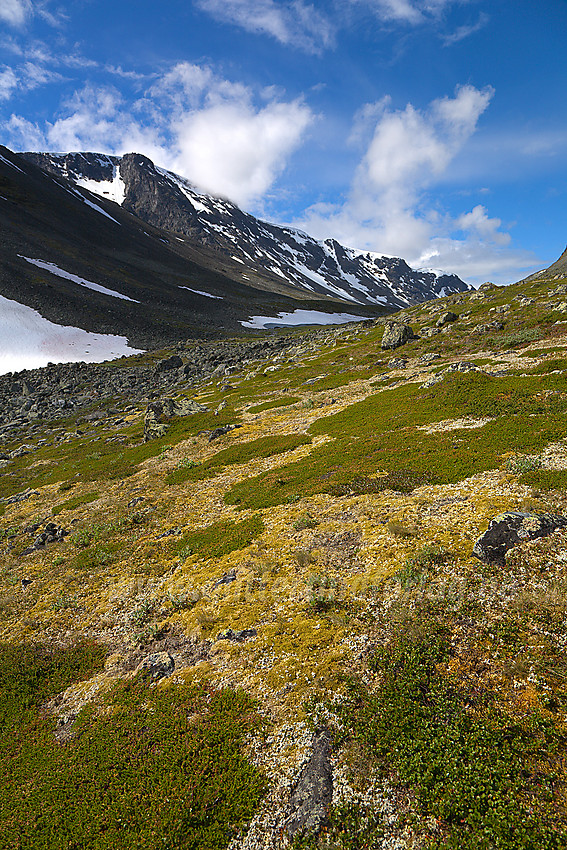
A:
[292,85,539,284]
[194,0,335,53]
[6,62,314,207]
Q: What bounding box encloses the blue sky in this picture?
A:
[1,0,566,286]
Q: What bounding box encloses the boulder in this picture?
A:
[135,652,175,681]
[473,512,567,566]
[154,355,183,374]
[143,397,207,441]
[436,311,458,327]
[381,322,417,350]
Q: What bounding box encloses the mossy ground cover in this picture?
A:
[225,372,567,509]
[0,643,265,850]
[327,625,567,849]
[0,410,240,500]
[247,396,301,413]
[3,280,567,848]
[51,489,100,515]
[166,434,311,486]
[171,514,265,560]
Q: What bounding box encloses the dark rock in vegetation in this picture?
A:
[209,424,242,442]
[283,726,333,840]
[135,651,175,681]
[381,321,417,350]
[22,522,68,555]
[473,512,567,566]
[216,628,258,642]
[213,569,237,589]
[143,396,207,441]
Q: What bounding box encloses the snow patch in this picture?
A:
[0,294,143,375]
[179,286,223,300]
[240,310,368,329]
[19,257,140,303]
[0,152,24,173]
[76,167,126,205]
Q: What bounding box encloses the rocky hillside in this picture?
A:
[3,273,567,848]
[22,150,471,310]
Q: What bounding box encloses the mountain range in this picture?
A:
[2,143,472,371]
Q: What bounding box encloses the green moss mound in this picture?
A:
[0,643,265,849]
[52,490,100,516]
[225,373,567,510]
[166,434,310,486]
[172,514,265,560]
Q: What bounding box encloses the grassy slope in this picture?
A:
[2,276,567,847]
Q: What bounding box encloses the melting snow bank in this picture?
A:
[0,294,144,375]
[240,310,369,329]
[19,257,140,303]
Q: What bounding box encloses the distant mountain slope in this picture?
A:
[1,145,380,364]
[23,151,471,309]
[524,245,567,282]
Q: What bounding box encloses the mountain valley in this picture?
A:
[2,262,567,847]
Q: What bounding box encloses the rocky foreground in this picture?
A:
[3,277,567,848]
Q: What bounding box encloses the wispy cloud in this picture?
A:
[443,12,489,45]
[0,0,34,28]
[194,0,335,53]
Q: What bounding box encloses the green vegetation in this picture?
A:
[334,628,567,849]
[51,490,100,515]
[172,514,265,560]
[0,643,265,849]
[166,434,311,486]
[226,371,567,509]
[0,411,241,500]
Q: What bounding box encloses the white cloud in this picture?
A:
[0,0,34,28]
[443,12,489,45]
[355,0,467,25]
[6,63,314,207]
[172,98,312,204]
[0,67,18,100]
[291,85,539,285]
[456,204,510,246]
[194,0,335,53]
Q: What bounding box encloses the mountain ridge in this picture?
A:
[22,149,471,310]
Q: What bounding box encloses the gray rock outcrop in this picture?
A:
[473,512,567,566]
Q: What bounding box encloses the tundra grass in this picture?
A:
[0,411,240,499]
[247,396,301,413]
[225,372,567,509]
[0,642,265,850]
[166,434,311,486]
[51,490,100,515]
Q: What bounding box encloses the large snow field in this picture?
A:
[0,294,143,375]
